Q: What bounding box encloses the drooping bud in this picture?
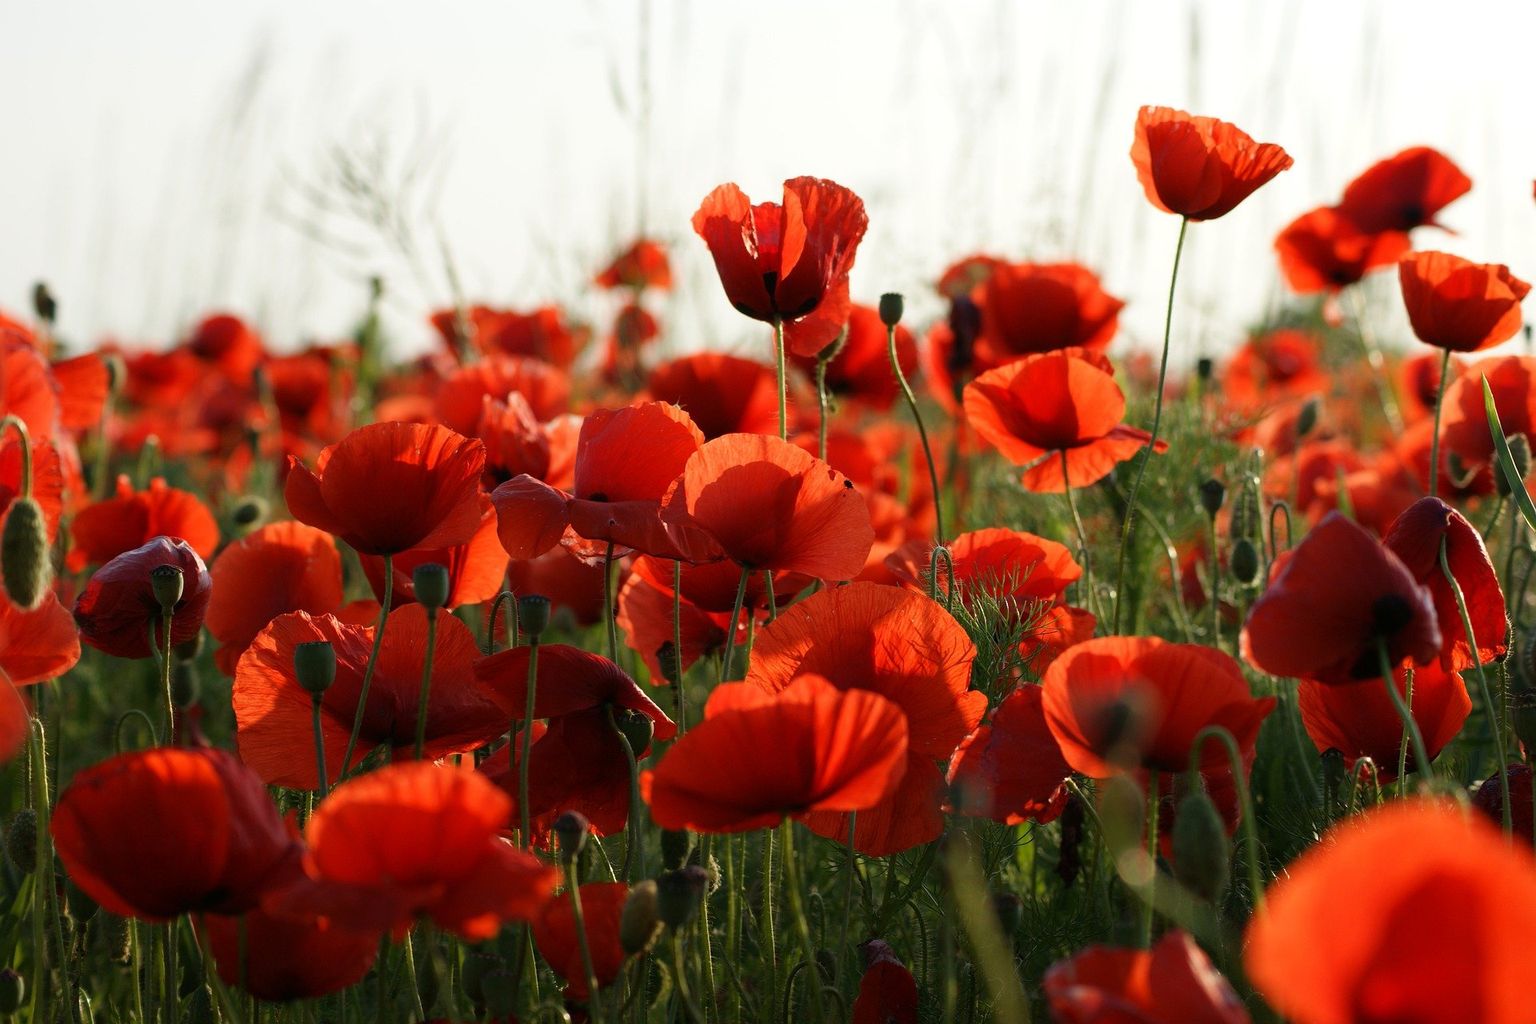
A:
[612,707,655,755]
[1,498,52,610]
[412,562,451,613]
[656,865,709,929]
[552,810,590,864]
[294,641,337,696]
[149,564,184,615]
[1198,478,1226,518]
[1171,785,1231,903]
[660,828,695,870]
[878,293,904,328]
[1295,395,1321,440]
[518,594,551,640]
[1229,537,1260,586]
[1498,434,1531,497]
[619,880,663,954]
[656,641,682,686]
[4,810,37,873]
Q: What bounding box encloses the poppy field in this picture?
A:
[4,100,1536,1024]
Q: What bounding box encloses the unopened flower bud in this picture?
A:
[412,562,451,612]
[294,641,337,696]
[149,564,184,614]
[1196,356,1215,383]
[1296,395,1321,439]
[612,708,654,755]
[1171,785,1230,903]
[518,594,551,639]
[32,282,56,325]
[656,865,709,929]
[1,497,52,611]
[0,968,24,1015]
[5,810,36,873]
[656,641,682,686]
[660,828,695,870]
[1229,537,1260,586]
[230,496,269,530]
[878,293,904,328]
[1498,434,1531,496]
[1198,478,1226,518]
[552,810,590,864]
[619,880,663,954]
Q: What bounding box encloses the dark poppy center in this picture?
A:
[762,270,779,301]
[1369,593,1414,638]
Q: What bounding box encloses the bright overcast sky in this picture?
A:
[4,0,1536,364]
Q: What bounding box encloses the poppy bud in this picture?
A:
[1198,478,1226,518]
[293,641,337,696]
[1320,747,1347,796]
[1,497,52,611]
[412,562,451,613]
[656,641,682,686]
[171,661,199,710]
[0,968,23,1015]
[1196,356,1215,383]
[4,810,36,873]
[612,707,654,755]
[660,828,694,870]
[90,912,132,965]
[1296,395,1321,439]
[32,282,56,324]
[552,810,589,864]
[1171,786,1230,903]
[878,292,904,328]
[230,496,269,530]
[518,594,551,639]
[992,891,1023,939]
[149,564,184,615]
[1498,434,1531,496]
[656,865,709,929]
[1230,537,1260,586]
[619,879,663,954]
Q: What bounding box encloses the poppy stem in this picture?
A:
[1425,346,1453,497]
[838,813,857,988]
[775,319,788,442]
[606,704,644,883]
[1114,216,1188,634]
[413,605,439,761]
[1140,773,1159,948]
[1346,286,1406,435]
[778,820,827,1024]
[1060,450,1097,620]
[672,559,686,734]
[312,696,329,800]
[565,863,605,1023]
[519,631,541,851]
[1375,640,1434,789]
[762,571,777,622]
[604,541,619,662]
[1206,509,1221,650]
[724,834,742,1022]
[1438,537,1510,831]
[760,828,778,1001]
[159,612,175,747]
[814,343,835,461]
[887,322,946,545]
[1189,726,1266,914]
[162,921,178,1024]
[340,555,394,778]
[718,566,751,686]
[486,588,517,654]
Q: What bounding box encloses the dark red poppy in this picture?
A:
[206,521,345,676]
[1440,355,1536,478]
[595,239,672,291]
[1338,146,1473,233]
[1131,107,1292,221]
[947,685,1071,824]
[359,503,508,611]
[504,546,605,628]
[976,261,1123,361]
[851,942,919,1024]
[266,350,347,443]
[185,313,264,383]
[477,393,554,484]
[1242,513,1442,684]
[69,475,220,572]
[200,906,379,1002]
[285,421,488,556]
[641,674,909,833]
[74,536,212,660]
[1472,764,1534,842]
[52,746,297,920]
[0,592,80,685]
[692,177,868,356]
[50,352,111,432]
[1046,931,1249,1024]
[963,348,1163,493]
[1299,662,1470,780]
[646,353,780,439]
[1398,251,1530,353]
[1275,205,1410,294]
[476,642,676,739]
[533,882,630,1000]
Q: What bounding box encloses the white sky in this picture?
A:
[4,0,1536,364]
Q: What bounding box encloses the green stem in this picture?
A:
[604,541,619,662]
[1140,773,1160,948]
[672,559,686,733]
[341,554,394,776]
[312,696,329,799]
[1376,640,1434,787]
[763,571,777,622]
[1207,511,1221,650]
[815,354,831,461]
[1439,537,1509,830]
[838,813,857,987]
[760,828,777,1001]
[607,704,644,883]
[1428,346,1452,497]
[567,863,605,1022]
[774,320,788,442]
[778,821,826,1024]
[1189,726,1265,913]
[160,611,175,746]
[888,321,946,545]
[1060,449,1097,620]
[27,721,50,1024]
[413,605,440,760]
[718,566,751,685]
[519,635,541,849]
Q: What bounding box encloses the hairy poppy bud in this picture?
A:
[412,562,451,612]
[1498,434,1531,496]
[91,912,132,966]
[171,661,199,710]
[612,708,654,755]
[293,641,337,696]
[552,810,589,864]
[656,865,709,929]
[1171,786,1230,903]
[1198,478,1226,518]
[230,496,269,530]
[1,497,52,611]
[32,282,56,324]
[1296,395,1321,439]
[1229,537,1260,586]
[518,594,551,639]
[656,641,682,686]
[150,564,184,615]
[619,879,663,954]
[5,810,36,873]
[660,828,694,870]
[0,968,23,1015]
[878,292,904,327]
[1196,356,1215,383]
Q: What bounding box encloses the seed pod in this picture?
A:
[656,865,709,929]
[1229,537,1261,586]
[1,497,52,611]
[230,495,270,530]
[149,564,184,614]
[32,282,56,324]
[619,880,663,954]
[1198,478,1227,518]
[294,641,337,696]
[4,809,37,873]
[518,594,551,639]
[1196,356,1215,383]
[552,811,589,864]
[878,293,904,327]
[612,708,655,756]
[412,563,451,613]
[1171,786,1231,904]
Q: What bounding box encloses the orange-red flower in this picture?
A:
[359,503,507,610]
[1338,146,1472,233]
[642,674,908,833]
[886,527,1080,613]
[963,349,1162,493]
[976,261,1123,361]
[1275,206,1410,294]
[0,436,63,541]
[199,906,378,1002]
[1440,354,1536,479]
[1398,251,1530,353]
[0,592,81,685]
[1042,636,1274,777]
[432,305,585,368]
[533,882,630,1000]
[52,746,297,920]
[646,353,780,439]
[1131,107,1292,221]
[595,239,672,291]
[285,421,487,556]
[1242,513,1442,684]
[185,313,264,383]
[435,354,571,432]
[660,433,873,580]
[205,521,344,675]
[73,536,213,660]
[692,177,868,356]
[947,685,1072,824]
[1299,662,1469,780]
[1046,931,1249,1024]
[1246,801,1536,1024]
[1222,329,1330,412]
[68,475,219,572]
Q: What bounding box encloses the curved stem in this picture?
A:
[778,821,826,1024]
[413,606,439,760]
[1060,449,1097,620]
[815,353,832,461]
[1428,347,1452,497]
[718,566,751,686]
[774,320,788,442]
[486,588,517,654]
[0,415,33,497]
[519,635,541,850]
[672,559,686,733]
[929,544,954,610]
[340,554,394,777]
[1439,537,1510,830]
[1189,726,1265,913]
[1375,640,1434,787]
[607,704,644,883]
[888,322,946,545]
[1114,216,1188,634]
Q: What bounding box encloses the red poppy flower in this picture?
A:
[52,746,297,920]
[641,673,908,833]
[185,313,264,383]
[1338,146,1473,233]
[595,239,672,291]
[1042,636,1274,777]
[50,352,111,432]
[692,177,869,356]
[281,762,557,941]
[963,349,1163,493]
[504,546,605,628]
[74,536,213,660]
[614,571,732,682]
[746,581,983,854]
[1,344,60,438]
[1275,206,1410,294]
[359,503,507,611]
[1045,931,1249,1024]
[1381,496,1506,672]
[1299,662,1470,780]
[433,305,585,368]
[660,432,873,580]
[1440,355,1536,478]
[477,393,554,484]
[68,475,219,572]
[788,303,919,410]
[886,527,1080,614]
[1242,513,1442,684]
[492,401,714,563]
[1246,801,1536,1024]
[646,353,780,439]
[234,608,506,790]
[851,942,919,1024]
[1222,329,1330,413]
[200,906,378,1002]
[976,261,1123,361]
[0,436,63,541]
[533,882,630,1000]
[285,421,487,556]
[1398,251,1531,353]
[0,679,27,765]
[436,354,571,432]
[0,592,80,685]
[476,642,676,739]
[947,685,1072,824]
[206,521,344,676]
[266,350,348,443]
[1130,106,1292,221]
